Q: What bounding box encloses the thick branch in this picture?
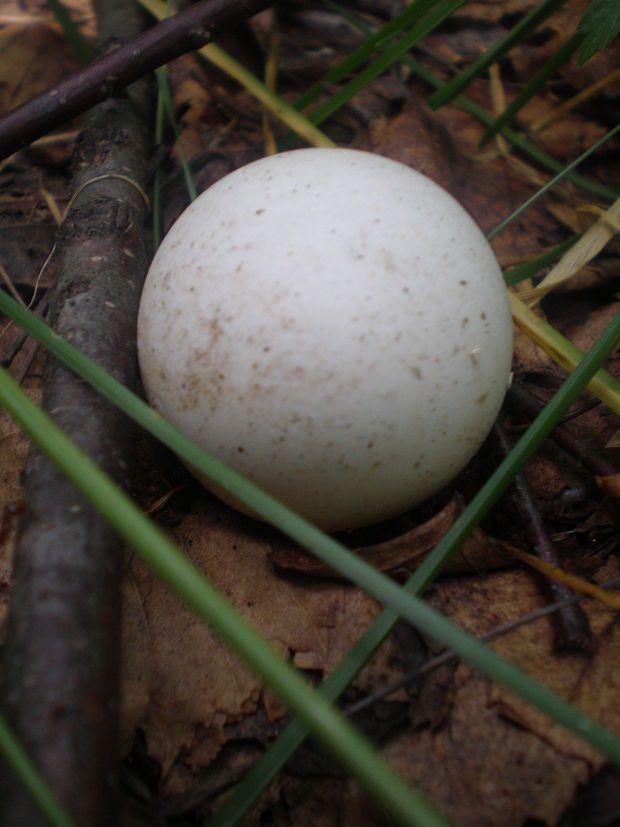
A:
[1,3,153,825]
[0,0,271,160]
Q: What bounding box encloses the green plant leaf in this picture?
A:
[155,66,197,202]
[407,56,618,202]
[577,0,620,64]
[312,4,618,202]
[152,74,166,250]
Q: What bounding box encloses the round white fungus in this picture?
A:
[137,148,513,531]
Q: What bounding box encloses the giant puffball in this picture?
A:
[137,148,513,531]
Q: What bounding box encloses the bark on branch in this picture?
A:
[0,0,272,160]
[1,3,153,825]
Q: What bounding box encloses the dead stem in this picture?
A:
[1,2,153,823]
[494,420,593,653]
[0,0,272,160]
[345,577,619,718]
[507,381,616,478]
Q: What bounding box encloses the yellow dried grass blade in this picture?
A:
[531,67,620,132]
[137,0,336,148]
[509,292,620,415]
[519,198,620,305]
[508,546,620,611]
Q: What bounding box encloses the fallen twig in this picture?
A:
[345,576,619,718]
[0,0,272,160]
[507,381,616,479]
[1,2,153,824]
[494,421,593,653]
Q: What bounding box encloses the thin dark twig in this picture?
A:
[1,330,28,367]
[1,300,49,368]
[0,0,272,160]
[507,383,615,478]
[494,421,593,653]
[1,2,154,822]
[12,338,41,387]
[558,397,601,424]
[345,577,620,718]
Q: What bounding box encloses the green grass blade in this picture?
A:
[487,124,620,241]
[155,66,198,202]
[406,57,618,202]
[46,0,92,64]
[428,0,569,108]
[293,0,446,113]
[503,235,581,286]
[0,714,78,827]
[479,32,583,147]
[152,77,166,250]
[0,366,452,827]
[311,0,463,123]
[279,0,464,150]
[315,5,617,203]
[151,0,184,249]
[207,303,620,826]
[138,0,335,149]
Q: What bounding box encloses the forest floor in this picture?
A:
[0,1,619,826]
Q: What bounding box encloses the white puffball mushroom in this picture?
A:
[137,148,513,532]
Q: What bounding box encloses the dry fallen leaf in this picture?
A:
[0,24,79,117]
[269,495,513,579]
[596,472,620,499]
[121,498,406,796]
[376,563,620,827]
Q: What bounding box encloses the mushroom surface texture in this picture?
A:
[137,148,513,531]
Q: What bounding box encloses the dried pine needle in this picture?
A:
[508,546,620,611]
[39,186,63,225]
[137,0,335,149]
[531,67,620,132]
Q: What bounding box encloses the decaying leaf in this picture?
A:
[121,498,403,795]
[596,472,620,498]
[377,562,620,827]
[119,498,620,825]
[269,496,514,579]
[0,23,78,116]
